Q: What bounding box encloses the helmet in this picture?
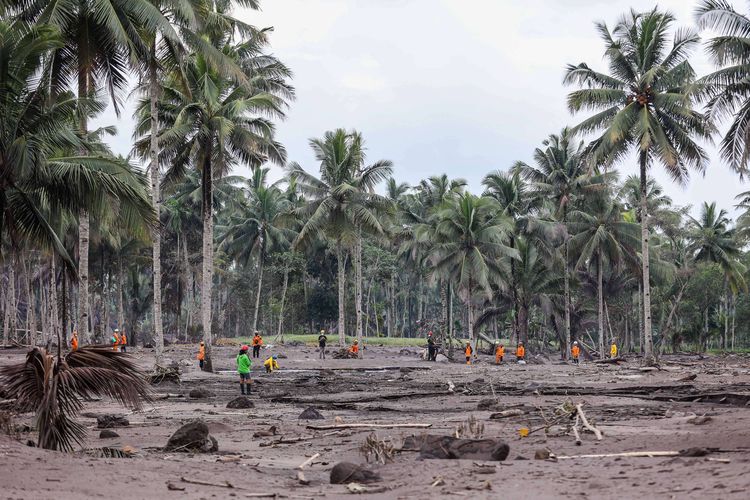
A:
[519,341,524,344]
[200,341,204,345]
[114,329,119,332]
[353,340,359,344]
[240,345,249,351]
[272,355,277,360]
[573,341,579,345]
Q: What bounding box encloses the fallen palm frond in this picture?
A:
[360,433,396,465]
[0,347,151,451]
[455,414,484,439]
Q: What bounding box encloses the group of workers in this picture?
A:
[234,343,279,394]
[69,328,127,352]
[465,340,524,365]
[459,338,618,365]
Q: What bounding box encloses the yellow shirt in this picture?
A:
[264,358,279,371]
[610,345,618,358]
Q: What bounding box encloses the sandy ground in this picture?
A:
[2,343,750,499]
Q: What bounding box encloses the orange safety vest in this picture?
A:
[571,345,580,358]
[252,336,262,346]
[465,345,472,357]
[71,336,79,351]
[197,345,205,361]
[350,344,359,354]
[516,346,525,358]
[121,333,127,345]
[112,334,120,349]
[495,346,504,358]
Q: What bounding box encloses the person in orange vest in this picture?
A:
[71,330,79,351]
[464,342,473,365]
[120,330,128,353]
[251,331,263,358]
[495,342,504,364]
[197,341,206,370]
[112,329,121,351]
[516,341,525,363]
[349,339,360,356]
[571,341,581,365]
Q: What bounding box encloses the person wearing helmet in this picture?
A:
[112,329,121,352]
[348,339,360,356]
[120,329,128,353]
[251,331,263,358]
[70,330,79,351]
[495,342,505,364]
[516,341,525,362]
[237,345,252,394]
[571,341,581,365]
[427,332,436,361]
[318,330,328,359]
[197,341,206,370]
[264,354,279,373]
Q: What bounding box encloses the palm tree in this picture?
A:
[154,41,288,371]
[513,128,607,357]
[569,195,640,356]
[564,8,714,364]
[218,168,295,333]
[290,129,393,349]
[428,193,516,351]
[688,202,745,291]
[696,0,750,174]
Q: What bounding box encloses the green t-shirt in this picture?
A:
[236,353,252,374]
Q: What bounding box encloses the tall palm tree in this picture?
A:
[564,8,714,364]
[569,195,640,356]
[9,0,175,344]
[290,129,393,349]
[428,193,516,351]
[513,128,607,356]
[154,43,288,372]
[688,202,745,291]
[696,0,750,174]
[218,168,295,333]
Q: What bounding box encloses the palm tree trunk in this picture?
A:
[148,50,165,366]
[201,155,215,371]
[598,256,604,356]
[467,278,475,353]
[182,236,192,341]
[355,230,363,357]
[639,159,655,364]
[50,257,59,351]
[563,221,571,359]
[77,70,91,344]
[252,251,264,333]
[117,255,125,335]
[389,272,396,338]
[637,284,644,352]
[24,259,36,347]
[276,264,289,342]
[336,242,346,346]
[731,295,736,351]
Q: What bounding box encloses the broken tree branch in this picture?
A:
[297,453,320,469]
[180,477,234,489]
[306,423,432,430]
[576,404,602,440]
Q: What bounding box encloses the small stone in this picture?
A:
[99,430,120,439]
[189,387,215,399]
[298,407,325,420]
[226,397,254,409]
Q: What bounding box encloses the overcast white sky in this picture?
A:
[101,0,747,217]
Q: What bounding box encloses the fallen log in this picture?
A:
[306,423,432,431]
[180,477,234,488]
[297,453,320,469]
[576,404,602,441]
[593,357,626,365]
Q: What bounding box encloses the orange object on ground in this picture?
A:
[495,345,504,363]
[516,345,525,359]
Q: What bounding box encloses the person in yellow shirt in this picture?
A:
[495,342,504,364]
[71,330,79,351]
[571,341,580,365]
[610,341,618,359]
[264,355,279,373]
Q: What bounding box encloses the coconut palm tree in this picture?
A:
[290,129,393,349]
[512,128,607,357]
[569,195,640,356]
[688,202,745,291]
[564,8,714,364]
[218,168,296,333]
[427,193,516,351]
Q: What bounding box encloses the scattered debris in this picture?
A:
[297,471,310,485]
[84,446,138,458]
[330,462,381,484]
[146,363,181,384]
[687,415,712,425]
[332,349,358,359]
[360,433,396,464]
[165,420,219,453]
[298,452,321,469]
[180,476,233,488]
[489,409,525,419]
[188,387,214,399]
[306,422,431,431]
[431,476,445,487]
[417,435,509,461]
[252,425,278,438]
[166,482,185,491]
[346,483,388,494]
[96,414,129,429]
[226,396,254,409]
[454,415,484,439]
[677,373,698,382]
[534,449,552,460]
[299,407,325,420]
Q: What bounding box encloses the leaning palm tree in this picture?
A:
[513,128,607,357]
[569,195,640,356]
[696,0,750,174]
[564,8,714,364]
[427,193,517,351]
[290,129,393,349]
[0,347,151,451]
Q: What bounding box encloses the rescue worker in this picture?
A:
[264,355,279,373]
[495,342,504,364]
[318,330,328,359]
[610,341,618,359]
[516,341,525,363]
[571,341,581,365]
[197,341,206,370]
[71,330,79,351]
[427,332,436,361]
[349,339,360,356]
[465,342,473,365]
[112,329,121,351]
[236,345,252,394]
[120,330,128,353]
[251,331,263,358]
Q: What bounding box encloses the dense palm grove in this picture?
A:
[4,1,750,370]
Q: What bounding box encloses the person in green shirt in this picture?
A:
[236,345,252,395]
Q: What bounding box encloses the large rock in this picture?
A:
[189,387,215,399]
[413,434,509,461]
[330,462,381,484]
[298,407,325,420]
[99,429,120,439]
[96,414,129,429]
[434,354,450,363]
[226,396,254,409]
[165,420,219,453]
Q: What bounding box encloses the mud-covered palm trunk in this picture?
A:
[639,158,654,364]
[389,272,396,338]
[149,51,164,366]
[276,264,289,342]
[252,249,264,333]
[117,255,125,334]
[336,242,346,346]
[355,230,363,357]
[77,71,91,344]
[563,206,571,359]
[23,259,36,347]
[598,255,604,357]
[201,155,214,372]
[49,257,60,350]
